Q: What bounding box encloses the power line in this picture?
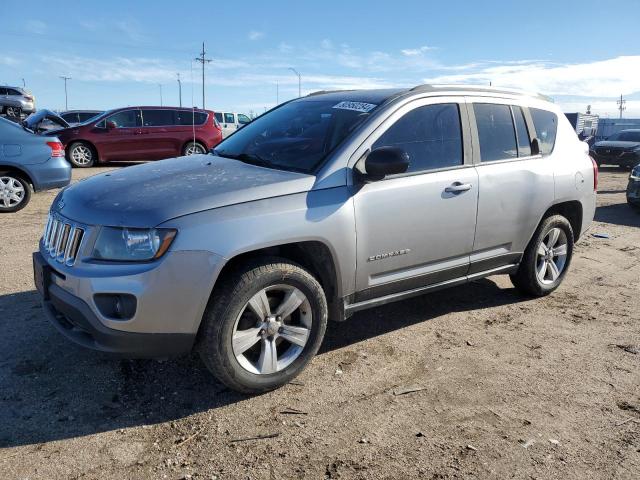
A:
[194,42,212,109]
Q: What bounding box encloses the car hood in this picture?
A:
[24,109,70,132]
[55,155,316,227]
[593,140,640,149]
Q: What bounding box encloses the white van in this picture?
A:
[214,112,252,138]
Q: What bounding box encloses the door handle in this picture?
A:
[445,182,473,193]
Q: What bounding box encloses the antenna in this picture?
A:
[617,95,626,119]
[194,42,212,109]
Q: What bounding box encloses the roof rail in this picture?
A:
[306,89,355,97]
[409,83,553,102]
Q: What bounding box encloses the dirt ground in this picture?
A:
[0,165,638,480]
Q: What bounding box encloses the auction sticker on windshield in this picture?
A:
[332,101,377,113]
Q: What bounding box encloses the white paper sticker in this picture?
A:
[332,101,377,113]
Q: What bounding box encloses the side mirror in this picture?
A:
[531,137,541,156]
[106,121,117,130]
[363,146,410,181]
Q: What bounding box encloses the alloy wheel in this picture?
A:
[0,176,26,208]
[232,285,312,375]
[185,143,205,155]
[71,145,93,166]
[535,227,568,285]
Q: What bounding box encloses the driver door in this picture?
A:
[352,98,478,302]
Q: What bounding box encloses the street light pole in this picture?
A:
[194,42,212,109]
[59,76,71,110]
[177,73,182,108]
[158,84,163,106]
[288,67,301,97]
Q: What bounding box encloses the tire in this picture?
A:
[67,142,96,168]
[0,174,31,213]
[4,106,21,118]
[198,258,328,394]
[510,215,574,297]
[183,141,207,156]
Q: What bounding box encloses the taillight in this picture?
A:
[47,141,65,158]
[24,95,34,101]
[590,155,598,191]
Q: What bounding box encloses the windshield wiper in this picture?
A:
[214,151,275,169]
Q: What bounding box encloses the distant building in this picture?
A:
[565,112,599,136]
[595,118,640,141]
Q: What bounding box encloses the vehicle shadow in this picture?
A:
[0,278,525,448]
[594,202,640,228]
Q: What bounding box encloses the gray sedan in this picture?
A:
[0,117,71,212]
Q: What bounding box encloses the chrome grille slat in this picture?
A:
[42,213,85,266]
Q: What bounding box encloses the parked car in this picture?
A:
[60,110,104,126]
[24,109,70,133]
[33,85,596,393]
[49,106,223,167]
[0,117,70,212]
[213,111,252,138]
[590,129,640,168]
[0,85,36,118]
[627,164,640,211]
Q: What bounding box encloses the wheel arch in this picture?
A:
[0,164,34,188]
[210,240,344,323]
[542,200,583,240]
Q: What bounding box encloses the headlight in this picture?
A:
[631,166,640,181]
[92,227,177,261]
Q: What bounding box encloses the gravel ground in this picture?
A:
[0,165,638,480]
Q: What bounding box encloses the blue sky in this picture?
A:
[1,0,639,116]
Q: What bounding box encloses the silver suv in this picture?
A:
[1,86,35,117]
[33,85,597,393]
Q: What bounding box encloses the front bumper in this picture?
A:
[591,151,640,168]
[627,178,640,207]
[33,244,225,357]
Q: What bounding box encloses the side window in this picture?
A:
[214,112,223,123]
[107,109,140,128]
[0,88,6,95]
[513,106,532,157]
[373,103,463,174]
[142,109,175,126]
[7,89,20,96]
[473,103,517,162]
[176,111,207,125]
[224,113,235,124]
[79,112,98,122]
[237,114,251,125]
[530,108,558,155]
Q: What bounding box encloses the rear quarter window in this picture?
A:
[530,108,558,155]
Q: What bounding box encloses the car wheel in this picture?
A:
[510,215,574,297]
[0,174,31,213]
[198,258,328,394]
[4,106,21,118]
[68,142,96,167]
[183,141,207,156]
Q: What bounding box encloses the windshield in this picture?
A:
[213,98,378,173]
[609,131,640,142]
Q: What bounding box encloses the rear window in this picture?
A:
[530,108,558,155]
[176,111,208,126]
[214,112,223,123]
[474,103,518,162]
[61,112,79,123]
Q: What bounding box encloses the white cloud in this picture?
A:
[401,45,437,56]
[0,55,19,66]
[26,20,46,35]
[248,31,264,41]
[423,55,640,98]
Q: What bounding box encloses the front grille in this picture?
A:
[596,147,624,157]
[43,214,85,266]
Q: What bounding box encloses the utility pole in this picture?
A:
[617,94,626,119]
[21,78,25,88]
[288,67,301,97]
[194,42,212,109]
[177,73,182,107]
[158,84,163,106]
[59,76,71,110]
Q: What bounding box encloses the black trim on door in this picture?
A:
[467,253,522,275]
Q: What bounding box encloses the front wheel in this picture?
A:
[183,141,207,156]
[198,259,328,394]
[0,174,31,213]
[510,215,574,297]
[4,106,21,118]
[68,142,96,167]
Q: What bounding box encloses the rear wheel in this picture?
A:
[198,259,328,394]
[68,142,96,167]
[4,106,21,118]
[183,141,207,156]
[0,174,31,212]
[510,215,574,297]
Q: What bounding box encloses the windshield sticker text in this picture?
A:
[332,101,377,113]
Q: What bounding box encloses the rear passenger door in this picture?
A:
[221,112,236,138]
[140,109,180,160]
[353,98,478,301]
[468,99,554,272]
